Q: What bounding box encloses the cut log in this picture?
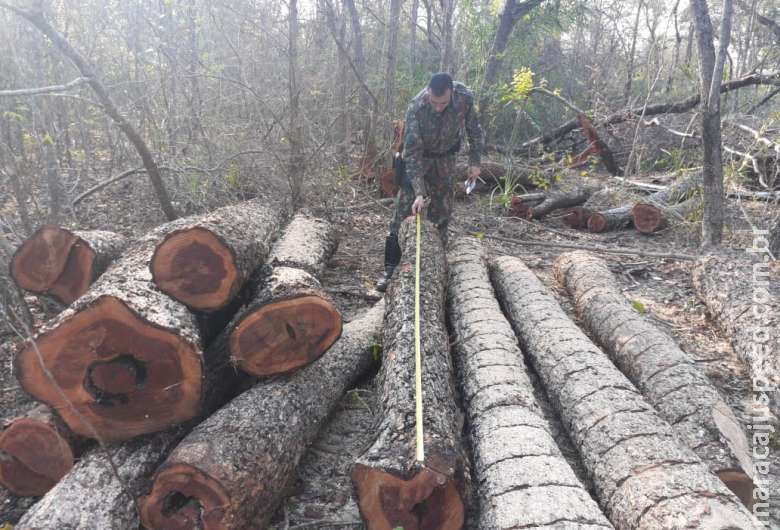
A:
[507,193,546,218]
[0,404,87,497]
[352,218,467,530]
[447,238,612,530]
[10,225,127,305]
[526,185,599,219]
[692,252,780,417]
[630,197,701,234]
[587,206,632,233]
[151,198,287,311]
[0,487,37,526]
[554,251,754,506]
[563,206,594,229]
[140,301,384,530]
[229,212,341,377]
[490,255,756,529]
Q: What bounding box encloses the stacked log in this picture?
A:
[630,197,701,234]
[692,251,779,418]
[554,251,754,505]
[447,238,612,529]
[140,302,384,530]
[229,212,341,376]
[10,226,127,305]
[352,218,467,530]
[490,255,756,529]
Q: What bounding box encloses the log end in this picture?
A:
[140,464,231,530]
[152,227,239,311]
[586,212,607,233]
[563,207,593,229]
[508,197,532,219]
[352,465,464,530]
[631,203,665,234]
[0,418,74,496]
[717,470,755,509]
[230,295,342,376]
[15,296,202,441]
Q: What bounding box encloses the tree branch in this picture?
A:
[0,77,88,97]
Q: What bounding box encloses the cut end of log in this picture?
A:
[586,212,608,233]
[631,203,665,234]
[10,225,96,304]
[508,197,532,219]
[352,465,464,530]
[563,207,593,229]
[0,418,74,496]
[140,464,231,530]
[152,227,239,311]
[717,470,755,509]
[15,296,202,441]
[230,295,342,376]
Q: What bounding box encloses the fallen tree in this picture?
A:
[526,185,599,219]
[352,218,467,530]
[10,226,127,305]
[447,238,611,530]
[490,255,755,529]
[554,251,754,505]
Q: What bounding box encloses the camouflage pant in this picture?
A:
[389,155,455,245]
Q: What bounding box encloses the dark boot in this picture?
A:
[376,233,401,292]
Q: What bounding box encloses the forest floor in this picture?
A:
[0,162,778,528]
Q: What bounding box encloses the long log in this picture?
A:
[554,251,754,505]
[229,212,341,377]
[151,198,287,311]
[0,404,87,497]
[352,218,467,530]
[692,252,779,417]
[490,255,756,529]
[10,225,127,305]
[140,302,384,530]
[0,487,37,526]
[526,185,599,219]
[447,238,612,530]
[631,197,701,234]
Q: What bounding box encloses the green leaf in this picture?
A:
[473,231,484,240]
[372,343,381,363]
[631,300,646,314]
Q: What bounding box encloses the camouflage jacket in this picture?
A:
[403,82,484,197]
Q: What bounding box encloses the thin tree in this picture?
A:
[384,0,404,132]
[288,0,305,206]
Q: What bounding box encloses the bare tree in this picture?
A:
[624,0,644,104]
[288,0,305,206]
[439,0,455,72]
[384,0,404,132]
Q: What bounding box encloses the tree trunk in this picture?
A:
[150,198,287,312]
[554,251,754,506]
[623,0,644,104]
[587,205,633,233]
[139,302,384,530]
[11,226,127,305]
[352,218,467,530]
[229,212,341,377]
[631,197,701,234]
[287,0,305,205]
[526,185,598,219]
[383,0,403,131]
[490,255,755,529]
[439,0,454,72]
[447,238,611,530]
[770,219,780,257]
[6,169,33,236]
[410,0,419,72]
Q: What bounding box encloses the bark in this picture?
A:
[563,207,595,229]
[439,0,454,72]
[353,218,466,530]
[587,206,633,233]
[489,255,756,529]
[526,185,599,219]
[447,238,612,530]
[571,114,622,175]
[554,252,754,506]
[631,197,701,234]
[0,487,37,526]
[383,0,403,133]
[287,0,305,205]
[229,212,340,377]
[771,219,780,257]
[692,252,780,417]
[624,0,644,104]
[11,226,128,305]
[150,198,287,312]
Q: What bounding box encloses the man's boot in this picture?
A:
[376,233,401,292]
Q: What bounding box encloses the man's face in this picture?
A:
[429,89,452,113]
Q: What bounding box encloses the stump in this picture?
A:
[139,302,384,530]
[352,218,467,530]
[10,226,127,305]
[490,255,756,529]
[151,198,286,311]
[447,238,612,530]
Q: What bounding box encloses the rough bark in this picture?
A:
[631,197,701,234]
[0,487,37,526]
[692,251,779,417]
[10,225,127,305]
[140,302,384,530]
[229,212,340,377]
[447,238,612,530]
[587,206,633,233]
[151,198,287,311]
[287,0,305,205]
[563,206,595,229]
[554,251,754,505]
[352,218,467,530]
[490,255,756,529]
[771,219,780,257]
[527,185,599,219]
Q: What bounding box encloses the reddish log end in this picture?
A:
[15,296,202,441]
[140,464,231,530]
[586,212,608,233]
[508,197,532,219]
[631,202,665,234]
[352,465,464,530]
[10,225,96,305]
[563,207,593,229]
[380,168,399,198]
[717,470,755,509]
[230,295,342,376]
[0,418,74,496]
[151,227,239,311]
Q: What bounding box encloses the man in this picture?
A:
[377,72,484,292]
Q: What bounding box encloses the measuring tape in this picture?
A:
[415,214,424,462]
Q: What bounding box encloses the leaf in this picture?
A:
[372,343,381,363]
[472,231,484,240]
[631,300,646,314]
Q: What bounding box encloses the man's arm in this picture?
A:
[403,105,426,198]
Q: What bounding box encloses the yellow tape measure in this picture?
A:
[415,214,424,462]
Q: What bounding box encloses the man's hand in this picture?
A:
[412,195,425,215]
